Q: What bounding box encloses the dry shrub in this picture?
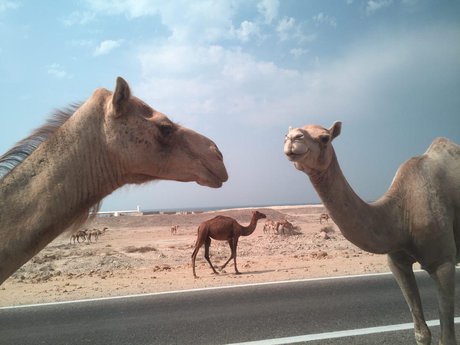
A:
[124,245,157,253]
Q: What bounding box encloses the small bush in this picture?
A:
[124,245,157,253]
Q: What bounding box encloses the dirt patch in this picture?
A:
[0,205,391,307]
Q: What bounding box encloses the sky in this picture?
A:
[1,0,459,211]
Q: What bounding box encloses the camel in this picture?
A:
[263,220,277,234]
[0,77,228,284]
[319,213,329,224]
[277,219,295,235]
[284,121,460,345]
[191,211,266,278]
[69,229,88,244]
[170,225,179,235]
[87,227,108,242]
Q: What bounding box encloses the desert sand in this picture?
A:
[0,205,393,307]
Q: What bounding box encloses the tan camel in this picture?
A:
[263,220,277,234]
[191,211,266,278]
[170,225,179,235]
[277,219,295,235]
[87,227,108,242]
[284,121,460,345]
[0,77,228,284]
[319,213,329,224]
[69,229,88,244]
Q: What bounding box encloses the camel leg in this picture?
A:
[232,237,240,275]
[429,261,456,345]
[191,233,205,278]
[220,239,234,271]
[204,237,219,275]
[388,253,431,345]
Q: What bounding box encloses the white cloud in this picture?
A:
[136,25,460,133]
[84,0,158,18]
[313,13,337,28]
[86,0,236,44]
[93,40,123,56]
[62,11,95,26]
[257,0,279,24]
[290,48,308,58]
[0,0,20,12]
[276,16,315,43]
[234,21,261,42]
[276,17,296,41]
[47,64,72,79]
[366,0,393,15]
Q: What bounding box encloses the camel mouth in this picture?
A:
[196,162,228,188]
[285,148,309,162]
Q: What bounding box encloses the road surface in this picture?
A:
[1,271,460,344]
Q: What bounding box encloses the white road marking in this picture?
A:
[0,272,397,310]
[226,317,460,345]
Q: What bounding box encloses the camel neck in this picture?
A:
[309,150,403,254]
[0,107,121,283]
[242,215,259,236]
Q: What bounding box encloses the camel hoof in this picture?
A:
[235,271,242,275]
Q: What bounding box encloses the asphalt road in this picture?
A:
[1,271,460,345]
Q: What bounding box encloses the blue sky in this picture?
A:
[1,0,459,211]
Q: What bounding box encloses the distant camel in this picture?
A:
[263,220,277,234]
[277,220,294,235]
[0,77,228,284]
[319,213,330,224]
[170,225,179,235]
[87,227,108,242]
[69,229,88,244]
[191,211,266,278]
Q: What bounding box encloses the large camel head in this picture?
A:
[99,77,228,188]
[284,121,342,175]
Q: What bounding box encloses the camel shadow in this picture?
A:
[219,269,276,275]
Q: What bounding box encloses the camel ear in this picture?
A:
[329,121,342,140]
[112,77,131,117]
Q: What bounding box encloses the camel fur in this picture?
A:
[284,121,459,345]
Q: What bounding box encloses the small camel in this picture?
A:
[69,229,88,244]
[284,121,460,345]
[319,213,329,224]
[0,77,228,284]
[170,225,179,235]
[191,211,266,278]
[277,219,295,235]
[263,220,277,234]
[87,227,108,242]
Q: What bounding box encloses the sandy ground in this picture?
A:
[0,205,393,307]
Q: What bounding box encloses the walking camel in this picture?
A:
[191,211,266,278]
[284,121,459,345]
[0,77,228,284]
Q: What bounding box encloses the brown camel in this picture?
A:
[284,121,460,345]
[319,213,329,224]
[0,77,228,284]
[191,211,266,278]
[69,229,88,244]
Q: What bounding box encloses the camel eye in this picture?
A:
[293,134,304,141]
[319,135,330,144]
[159,123,174,137]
